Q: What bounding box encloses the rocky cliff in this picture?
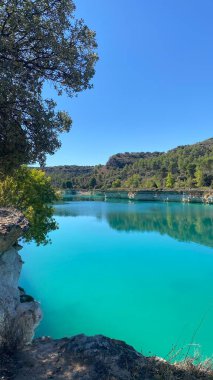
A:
[0,209,42,352]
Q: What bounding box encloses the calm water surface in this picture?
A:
[20,201,213,360]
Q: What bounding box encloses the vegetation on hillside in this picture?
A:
[45,138,213,190]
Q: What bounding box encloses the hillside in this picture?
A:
[44,138,213,190]
[106,151,163,168]
[45,165,94,176]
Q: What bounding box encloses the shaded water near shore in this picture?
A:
[20,201,213,360]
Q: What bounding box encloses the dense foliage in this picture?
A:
[45,138,213,190]
[0,167,58,245]
[0,0,98,174]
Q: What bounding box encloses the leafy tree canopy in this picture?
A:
[165,172,174,188]
[0,166,58,245]
[89,176,97,189]
[0,0,98,174]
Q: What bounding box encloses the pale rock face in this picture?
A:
[0,208,28,254]
[0,208,42,351]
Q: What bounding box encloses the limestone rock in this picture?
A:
[0,208,28,254]
[0,208,42,351]
[9,335,213,379]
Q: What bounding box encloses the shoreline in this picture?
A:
[61,189,213,204]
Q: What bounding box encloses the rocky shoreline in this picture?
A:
[1,335,213,380]
[62,189,213,204]
[0,209,42,352]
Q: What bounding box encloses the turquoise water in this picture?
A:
[20,201,213,360]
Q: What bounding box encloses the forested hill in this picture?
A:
[44,138,213,190]
[106,152,163,169]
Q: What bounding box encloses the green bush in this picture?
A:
[0,167,58,245]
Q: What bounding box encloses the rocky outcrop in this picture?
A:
[0,208,42,352]
[1,334,211,380]
[0,209,28,253]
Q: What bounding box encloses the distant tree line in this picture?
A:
[45,138,213,190]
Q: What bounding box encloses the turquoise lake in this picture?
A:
[20,200,213,361]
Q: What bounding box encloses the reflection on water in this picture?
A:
[54,201,213,248]
[20,200,213,360]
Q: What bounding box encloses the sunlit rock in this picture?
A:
[0,208,42,351]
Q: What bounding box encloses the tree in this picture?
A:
[0,0,98,174]
[66,181,73,189]
[186,163,196,178]
[165,172,174,188]
[194,168,204,188]
[112,179,121,188]
[142,179,158,189]
[89,177,97,189]
[124,174,141,188]
[0,166,58,245]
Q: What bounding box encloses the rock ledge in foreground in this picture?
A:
[0,208,28,253]
[5,334,213,380]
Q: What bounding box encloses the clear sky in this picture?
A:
[45,0,213,166]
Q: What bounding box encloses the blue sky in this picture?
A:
[45,0,213,166]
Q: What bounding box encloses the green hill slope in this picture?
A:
[44,138,213,190]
